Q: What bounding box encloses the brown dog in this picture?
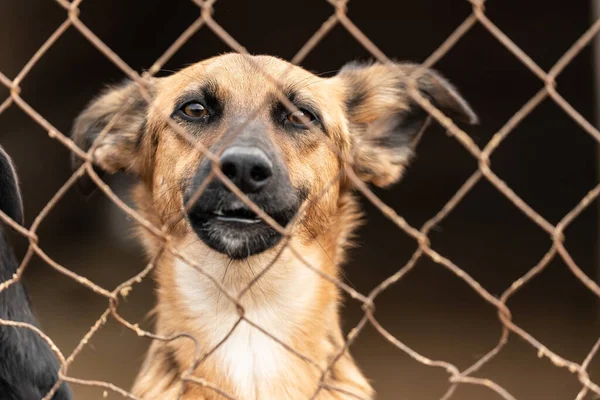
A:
[72,53,476,400]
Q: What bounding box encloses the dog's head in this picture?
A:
[72,54,476,260]
[0,146,24,226]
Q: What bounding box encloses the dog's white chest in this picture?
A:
[212,312,284,399]
[174,258,305,398]
[173,244,323,398]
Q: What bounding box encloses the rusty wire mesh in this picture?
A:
[1,0,600,399]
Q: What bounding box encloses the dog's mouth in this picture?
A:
[211,207,261,224]
[187,199,298,259]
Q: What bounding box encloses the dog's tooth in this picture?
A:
[230,200,243,209]
[214,209,224,216]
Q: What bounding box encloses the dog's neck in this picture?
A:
[131,188,373,399]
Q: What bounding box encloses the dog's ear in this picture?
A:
[71,78,155,195]
[337,62,477,188]
[0,146,24,225]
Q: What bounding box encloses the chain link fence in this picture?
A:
[1,0,600,399]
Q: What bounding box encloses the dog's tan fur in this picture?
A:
[72,54,476,399]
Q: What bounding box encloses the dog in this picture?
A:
[72,53,476,399]
[0,146,72,400]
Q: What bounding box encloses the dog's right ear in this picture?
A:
[71,78,155,195]
[336,62,477,188]
[0,146,24,225]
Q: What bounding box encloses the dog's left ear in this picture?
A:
[336,62,478,187]
[71,78,155,195]
[0,146,24,225]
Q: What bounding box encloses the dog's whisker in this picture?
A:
[245,256,280,325]
[216,258,234,316]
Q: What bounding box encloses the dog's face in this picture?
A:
[72,54,476,260]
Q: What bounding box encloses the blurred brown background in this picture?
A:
[1,1,600,399]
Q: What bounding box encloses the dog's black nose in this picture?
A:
[219,146,273,193]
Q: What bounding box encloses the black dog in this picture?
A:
[0,146,72,400]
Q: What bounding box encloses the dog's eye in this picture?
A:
[180,102,208,119]
[286,109,315,127]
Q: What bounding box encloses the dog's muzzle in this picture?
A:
[184,143,302,259]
